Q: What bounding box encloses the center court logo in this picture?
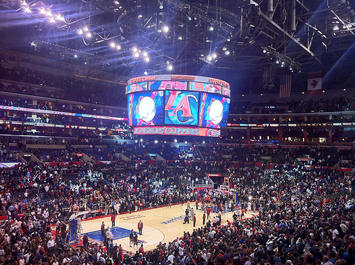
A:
[161,215,183,224]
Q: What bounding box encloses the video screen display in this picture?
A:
[150,81,187,91]
[190,82,221,94]
[126,75,231,137]
[222,87,231,97]
[126,82,147,94]
[127,91,164,126]
[164,91,199,125]
[199,93,230,128]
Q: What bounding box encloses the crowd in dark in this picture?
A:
[229,96,353,114]
[0,92,125,117]
[0,59,122,106]
[0,144,353,265]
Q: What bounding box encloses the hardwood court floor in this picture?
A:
[81,204,257,253]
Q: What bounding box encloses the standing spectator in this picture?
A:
[83,234,89,249]
[111,213,116,227]
[206,207,211,219]
[138,220,143,235]
[101,221,105,236]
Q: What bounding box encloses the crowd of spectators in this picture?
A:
[197,145,355,168]
[1,137,354,169]
[0,143,18,162]
[0,145,353,264]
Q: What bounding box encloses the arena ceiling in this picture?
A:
[0,0,354,94]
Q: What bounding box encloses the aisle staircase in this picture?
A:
[20,152,41,163]
[115,153,131,161]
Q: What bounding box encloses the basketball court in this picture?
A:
[80,203,258,253]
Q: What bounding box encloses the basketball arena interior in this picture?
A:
[0,0,354,264]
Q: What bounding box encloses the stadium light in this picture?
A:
[207,55,212,61]
[224,50,230,55]
[109,41,116,48]
[167,64,173,71]
[174,139,178,143]
[86,32,92,38]
[154,140,159,144]
[56,14,65,22]
[116,45,121,50]
[162,25,169,33]
[23,7,31,13]
[83,26,89,32]
[142,51,148,57]
[212,52,217,59]
[208,25,214,31]
[134,52,140,58]
[74,54,78,58]
[77,29,83,35]
[44,9,52,17]
[138,14,143,19]
[144,71,148,75]
[178,36,183,40]
[132,46,138,52]
[49,17,56,23]
[144,57,150,62]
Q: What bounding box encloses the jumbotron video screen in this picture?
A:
[126,75,230,137]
